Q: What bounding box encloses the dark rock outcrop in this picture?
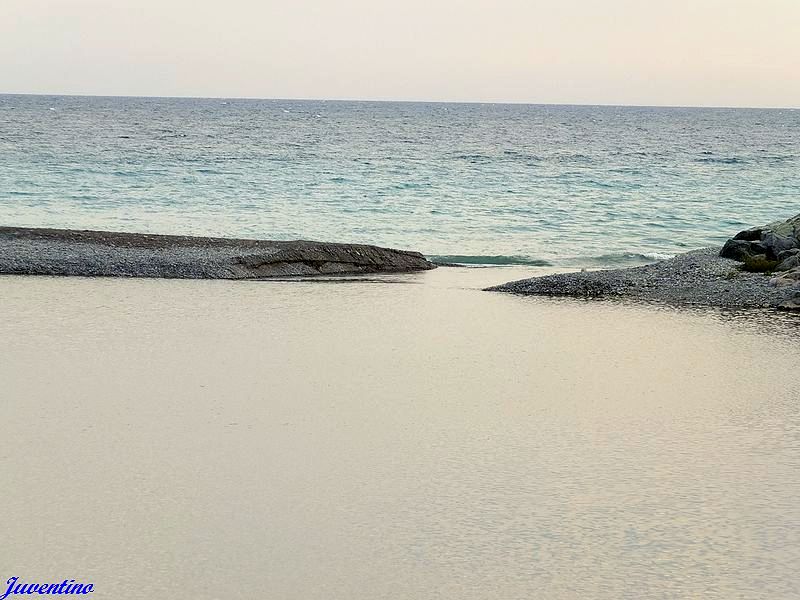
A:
[719,238,769,262]
[715,213,800,309]
[721,213,800,261]
[776,249,800,272]
[0,227,436,279]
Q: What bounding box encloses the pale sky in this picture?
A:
[2,0,799,107]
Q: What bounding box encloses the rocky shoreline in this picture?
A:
[489,213,800,311]
[4,215,800,310]
[0,227,436,279]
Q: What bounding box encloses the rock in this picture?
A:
[719,238,769,261]
[733,226,765,242]
[777,290,800,311]
[770,267,800,288]
[767,212,800,235]
[776,254,800,272]
[763,231,798,257]
[722,212,800,261]
[0,227,436,280]
[777,248,800,261]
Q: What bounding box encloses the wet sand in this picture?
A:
[2,267,799,599]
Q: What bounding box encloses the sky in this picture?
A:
[2,0,799,107]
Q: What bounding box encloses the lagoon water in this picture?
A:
[2,268,799,599]
[2,95,799,266]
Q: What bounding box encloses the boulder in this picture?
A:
[721,212,800,262]
[719,239,769,261]
[776,254,800,272]
[777,247,800,260]
[763,230,799,257]
[733,226,766,242]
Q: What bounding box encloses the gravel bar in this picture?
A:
[487,248,798,309]
[0,226,436,279]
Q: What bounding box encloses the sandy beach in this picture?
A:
[2,267,798,599]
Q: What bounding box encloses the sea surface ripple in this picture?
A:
[1,95,798,267]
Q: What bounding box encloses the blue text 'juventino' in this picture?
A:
[1,578,94,598]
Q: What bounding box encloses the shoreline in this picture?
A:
[3,216,799,311]
[0,226,435,279]
[487,247,800,310]
[488,213,800,311]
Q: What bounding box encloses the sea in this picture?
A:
[1,94,798,267]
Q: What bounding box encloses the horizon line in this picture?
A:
[1,91,797,111]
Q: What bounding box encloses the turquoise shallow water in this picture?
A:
[1,94,798,266]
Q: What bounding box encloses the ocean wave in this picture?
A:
[695,156,745,165]
[575,252,676,266]
[641,252,677,261]
[502,150,542,164]
[392,181,432,190]
[452,153,492,164]
[429,255,552,266]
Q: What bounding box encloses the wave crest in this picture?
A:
[429,255,553,266]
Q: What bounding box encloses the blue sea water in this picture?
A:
[1,94,798,267]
